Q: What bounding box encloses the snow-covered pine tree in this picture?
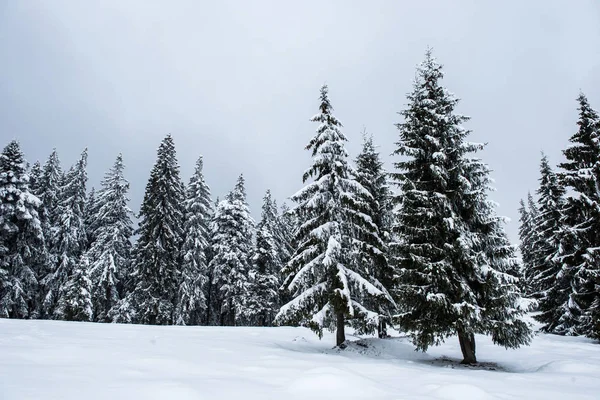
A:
[275,202,298,306]
[518,198,535,295]
[86,154,133,322]
[277,202,296,265]
[354,131,395,337]
[43,149,88,319]
[0,141,44,318]
[54,255,93,322]
[29,161,42,196]
[390,50,530,363]
[124,138,184,323]
[35,150,63,316]
[530,155,566,331]
[275,85,391,347]
[120,135,185,325]
[247,190,281,326]
[555,93,600,338]
[174,156,212,326]
[204,196,220,326]
[84,187,99,248]
[208,175,254,326]
[38,150,63,249]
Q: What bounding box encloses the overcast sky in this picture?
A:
[1,0,600,242]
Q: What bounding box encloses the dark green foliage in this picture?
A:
[125,135,185,325]
[554,93,600,337]
[390,51,530,362]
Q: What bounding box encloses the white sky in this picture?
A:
[1,0,599,241]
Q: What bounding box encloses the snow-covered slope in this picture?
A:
[0,319,597,400]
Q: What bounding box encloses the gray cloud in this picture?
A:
[1,0,599,241]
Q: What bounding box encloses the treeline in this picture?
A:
[519,94,600,340]
[1,50,536,364]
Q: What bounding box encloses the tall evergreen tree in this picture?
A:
[354,131,395,337]
[208,175,255,326]
[38,150,63,247]
[555,93,600,337]
[86,154,133,322]
[35,150,63,314]
[0,141,44,318]
[275,85,391,347]
[247,190,281,326]
[174,156,212,326]
[530,155,566,330]
[204,196,220,326]
[390,51,530,363]
[124,135,185,325]
[43,149,88,318]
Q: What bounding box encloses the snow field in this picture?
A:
[0,319,598,400]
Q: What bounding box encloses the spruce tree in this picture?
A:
[43,149,88,318]
[354,131,395,337]
[530,155,566,330]
[174,156,212,326]
[35,150,63,315]
[54,255,93,322]
[84,187,100,248]
[208,175,254,326]
[0,141,44,318]
[390,51,530,363]
[555,93,600,337]
[204,196,221,325]
[86,154,133,322]
[125,135,185,325]
[247,190,281,326]
[275,85,391,347]
[518,199,533,295]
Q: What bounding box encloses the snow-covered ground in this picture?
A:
[0,318,598,400]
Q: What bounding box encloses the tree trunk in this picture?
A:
[336,312,346,348]
[205,280,212,325]
[458,329,477,364]
[378,318,387,339]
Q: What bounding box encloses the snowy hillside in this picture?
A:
[0,319,598,400]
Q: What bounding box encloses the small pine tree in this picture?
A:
[0,141,44,318]
[125,135,185,325]
[86,154,133,322]
[29,161,42,197]
[54,255,93,322]
[208,175,255,326]
[518,197,534,296]
[275,85,391,347]
[174,156,212,326]
[247,190,281,326]
[354,131,395,337]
